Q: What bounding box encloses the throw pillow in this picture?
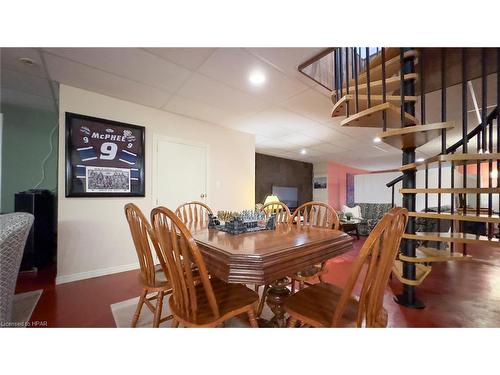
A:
[342,205,362,219]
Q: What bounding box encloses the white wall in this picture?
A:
[57,85,255,284]
[355,171,403,206]
[312,162,328,204]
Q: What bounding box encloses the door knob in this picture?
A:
[200,193,206,198]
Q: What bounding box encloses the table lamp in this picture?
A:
[263,194,280,205]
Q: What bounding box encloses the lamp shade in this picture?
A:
[263,194,280,205]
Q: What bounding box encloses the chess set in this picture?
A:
[209,210,276,235]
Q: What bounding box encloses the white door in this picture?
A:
[155,138,208,211]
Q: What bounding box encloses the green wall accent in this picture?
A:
[1,103,58,213]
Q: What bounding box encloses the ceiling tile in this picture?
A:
[44,53,171,108]
[198,48,309,103]
[144,48,216,70]
[247,48,324,76]
[163,95,240,126]
[0,48,48,79]
[176,72,267,116]
[254,134,272,144]
[310,142,349,154]
[279,132,319,147]
[43,48,191,93]
[282,88,333,123]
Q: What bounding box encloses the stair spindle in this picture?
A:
[339,48,343,103]
[400,48,405,128]
[482,48,488,153]
[461,49,468,227]
[451,159,455,252]
[353,48,359,113]
[382,48,387,131]
[365,47,371,108]
[345,48,350,118]
[420,49,426,126]
[497,49,500,232]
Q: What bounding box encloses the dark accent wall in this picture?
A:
[255,153,313,208]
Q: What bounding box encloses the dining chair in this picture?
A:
[124,203,173,328]
[254,201,292,316]
[284,207,408,328]
[260,201,291,224]
[175,201,213,224]
[290,201,340,293]
[151,206,260,328]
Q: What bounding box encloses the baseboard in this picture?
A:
[56,262,140,285]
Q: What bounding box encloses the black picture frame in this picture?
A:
[65,112,146,197]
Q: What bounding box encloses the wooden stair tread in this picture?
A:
[403,232,500,246]
[400,188,500,194]
[392,260,431,286]
[408,211,500,224]
[399,247,472,263]
[400,152,500,171]
[331,94,417,117]
[334,73,419,98]
[379,122,455,150]
[340,102,418,128]
[355,49,419,86]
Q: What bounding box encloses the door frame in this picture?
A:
[152,134,210,208]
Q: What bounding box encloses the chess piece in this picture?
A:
[266,214,276,230]
[208,213,216,228]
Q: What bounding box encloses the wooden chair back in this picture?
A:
[151,206,219,323]
[331,207,408,327]
[124,203,166,286]
[291,201,340,230]
[260,201,291,224]
[175,201,213,224]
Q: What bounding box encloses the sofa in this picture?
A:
[350,203,393,236]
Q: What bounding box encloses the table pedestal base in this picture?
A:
[262,277,291,328]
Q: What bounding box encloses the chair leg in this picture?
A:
[153,291,164,328]
[299,280,304,291]
[318,262,328,283]
[247,309,259,328]
[171,318,179,328]
[256,284,269,316]
[287,317,298,328]
[291,279,295,294]
[131,289,147,327]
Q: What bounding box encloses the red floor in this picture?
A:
[16,238,500,327]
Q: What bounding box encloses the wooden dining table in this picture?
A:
[187,222,353,327]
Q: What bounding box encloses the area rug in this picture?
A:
[10,289,43,327]
[111,286,273,328]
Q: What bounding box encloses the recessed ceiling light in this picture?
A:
[18,57,37,66]
[300,149,307,155]
[416,158,425,162]
[373,137,381,143]
[248,70,266,86]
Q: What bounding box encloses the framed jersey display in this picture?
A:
[65,112,145,197]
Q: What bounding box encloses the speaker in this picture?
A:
[14,189,56,270]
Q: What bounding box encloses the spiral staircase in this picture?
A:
[322,47,500,306]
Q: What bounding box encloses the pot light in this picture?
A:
[248,70,266,86]
[300,149,307,155]
[373,137,381,143]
